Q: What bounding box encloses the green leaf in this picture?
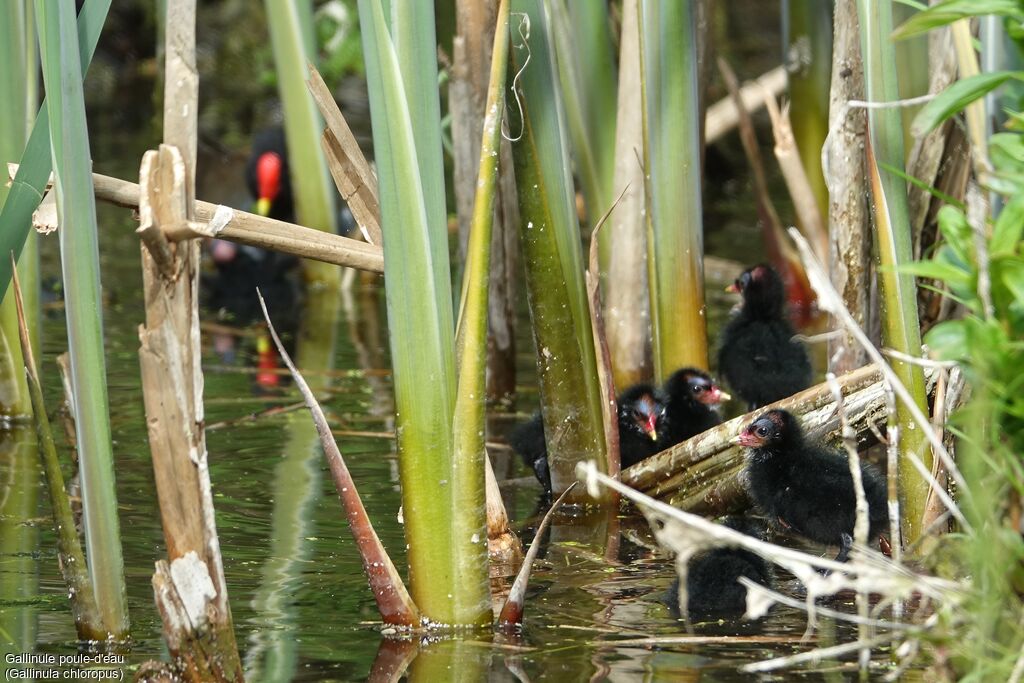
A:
[892,0,1024,40]
[911,72,1017,137]
[992,192,1024,255]
[899,259,973,288]
[925,319,970,359]
[936,204,974,265]
[1003,259,1024,305]
[0,0,110,302]
[878,161,965,210]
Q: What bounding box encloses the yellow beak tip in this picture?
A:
[255,198,272,217]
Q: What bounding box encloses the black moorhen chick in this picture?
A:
[737,409,888,562]
[661,367,730,445]
[511,383,667,494]
[718,264,812,409]
[667,516,774,618]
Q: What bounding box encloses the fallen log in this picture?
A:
[622,364,937,513]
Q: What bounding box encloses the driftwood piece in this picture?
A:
[7,163,386,274]
[138,1,243,679]
[306,66,383,246]
[823,0,871,374]
[621,364,934,512]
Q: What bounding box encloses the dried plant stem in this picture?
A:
[762,93,829,265]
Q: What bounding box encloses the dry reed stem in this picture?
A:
[705,65,787,144]
[7,163,385,273]
[762,93,829,265]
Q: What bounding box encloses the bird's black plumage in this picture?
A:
[512,383,667,494]
[667,516,774,617]
[739,409,888,561]
[661,367,727,446]
[718,264,812,408]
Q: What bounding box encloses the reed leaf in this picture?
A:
[0,0,36,417]
[357,0,465,623]
[263,0,339,285]
[11,257,103,640]
[34,0,128,637]
[857,0,931,546]
[639,0,709,378]
[393,0,452,325]
[450,0,512,626]
[546,0,616,234]
[892,0,1021,39]
[0,0,110,302]
[911,71,1017,137]
[510,0,607,499]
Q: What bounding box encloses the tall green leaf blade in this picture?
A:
[263,0,338,238]
[393,0,454,330]
[858,0,931,545]
[640,0,708,378]
[0,0,36,417]
[0,0,111,301]
[450,0,512,627]
[357,0,460,623]
[511,0,607,498]
[34,0,128,637]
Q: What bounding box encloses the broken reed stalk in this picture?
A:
[11,255,102,640]
[717,57,811,309]
[6,163,384,273]
[762,93,829,266]
[259,291,419,626]
[587,191,630,482]
[497,483,576,629]
[306,65,382,245]
[138,1,243,678]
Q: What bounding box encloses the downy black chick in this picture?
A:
[737,409,888,562]
[667,516,774,618]
[661,367,729,446]
[718,264,812,409]
[511,383,667,494]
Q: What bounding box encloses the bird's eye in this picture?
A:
[691,384,704,393]
[755,426,769,437]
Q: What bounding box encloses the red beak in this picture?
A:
[725,283,739,293]
[644,413,658,442]
[698,386,731,405]
[732,430,762,448]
